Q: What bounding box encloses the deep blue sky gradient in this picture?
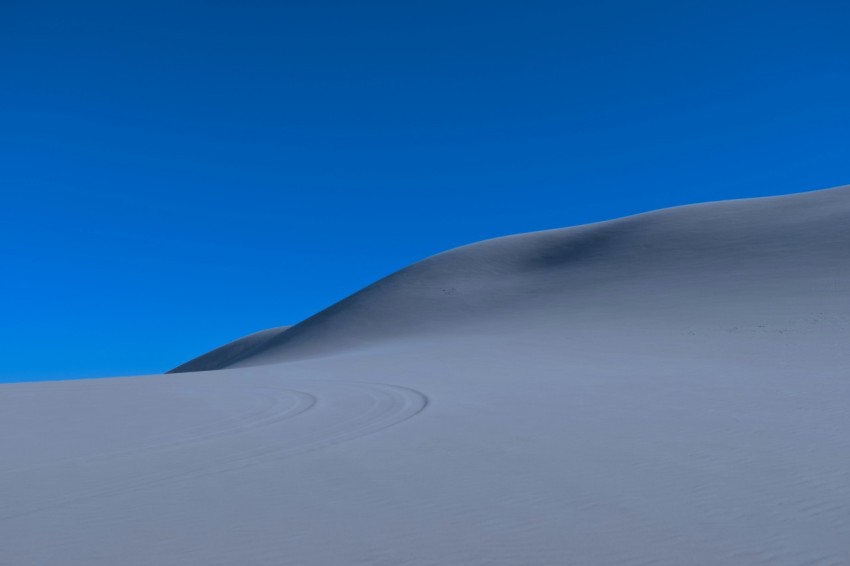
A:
[2,0,849,380]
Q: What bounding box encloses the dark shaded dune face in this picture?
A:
[519,222,624,271]
[172,186,850,372]
[169,327,290,373]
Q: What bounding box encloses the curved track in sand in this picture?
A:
[0,380,428,523]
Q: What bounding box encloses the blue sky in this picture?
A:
[2,0,849,381]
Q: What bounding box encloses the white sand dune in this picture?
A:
[2,186,850,565]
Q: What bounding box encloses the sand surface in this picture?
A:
[2,186,850,565]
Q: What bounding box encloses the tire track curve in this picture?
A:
[0,381,428,524]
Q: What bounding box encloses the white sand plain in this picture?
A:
[2,186,849,565]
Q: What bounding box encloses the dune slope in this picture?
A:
[176,185,850,369]
[2,186,850,565]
